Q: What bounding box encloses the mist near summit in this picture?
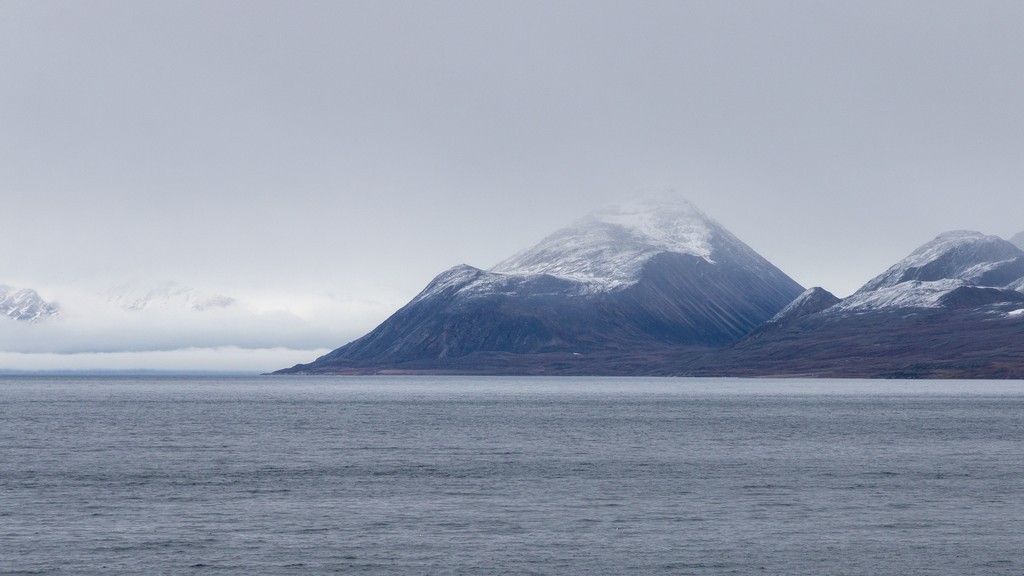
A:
[2,1,1023,371]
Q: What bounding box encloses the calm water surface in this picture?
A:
[1,376,1022,575]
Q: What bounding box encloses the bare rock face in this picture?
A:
[277,197,804,374]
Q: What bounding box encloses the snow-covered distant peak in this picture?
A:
[490,197,719,289]
[836,230,1024,312]
[857,230,1024,294]
[892,230,1002,272]
[106,281,236,312]
[0,284,60,323]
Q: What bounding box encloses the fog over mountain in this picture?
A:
[2,1,1023,371]
[1012,232,1024,251]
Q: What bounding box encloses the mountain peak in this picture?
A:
[856,231,1023,294]
[490,196,722,290]
[0,284,60,323]
[838,230,1024,312]
[586,196,715,255]
[769,287,840,324]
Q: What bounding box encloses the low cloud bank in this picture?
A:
[0,347,331,374]
[0,281,397,372]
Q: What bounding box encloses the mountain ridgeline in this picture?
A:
[693,231,1024,378]
[278,199,804,374]
[276,200,1024,378]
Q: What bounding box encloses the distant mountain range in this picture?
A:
[0,281,236,323]
[277,198,1024,378]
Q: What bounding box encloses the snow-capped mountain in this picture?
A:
[410,197,794,303]
[278,197,804,374]
[835,231,1024,312]
[691,230,1024,379]
[490,199,717,290]
[0,284,59,322]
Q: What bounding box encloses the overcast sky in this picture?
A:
[2,1,1023,370]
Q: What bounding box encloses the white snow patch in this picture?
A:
[413,266,483,302]
[836,279,966,312]
[491,197,717,290]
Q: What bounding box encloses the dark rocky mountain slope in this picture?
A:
[277,198,804,374]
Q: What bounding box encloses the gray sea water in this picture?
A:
[1,376,1022,575]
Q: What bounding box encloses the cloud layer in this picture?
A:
[0,280,391,371]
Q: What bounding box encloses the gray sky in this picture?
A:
[2,1,1023,370]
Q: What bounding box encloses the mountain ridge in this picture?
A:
[689,229,1024,378]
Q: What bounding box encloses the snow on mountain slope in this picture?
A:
[837,231,1024,312]
[411,263,582,304]
[836,279,970,311]
[0,285,59,322]
[857,231,1023,292]
[767,287,840,323]
[279,196,805,374]
[412,196,786,303]
[490,198,716,290]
